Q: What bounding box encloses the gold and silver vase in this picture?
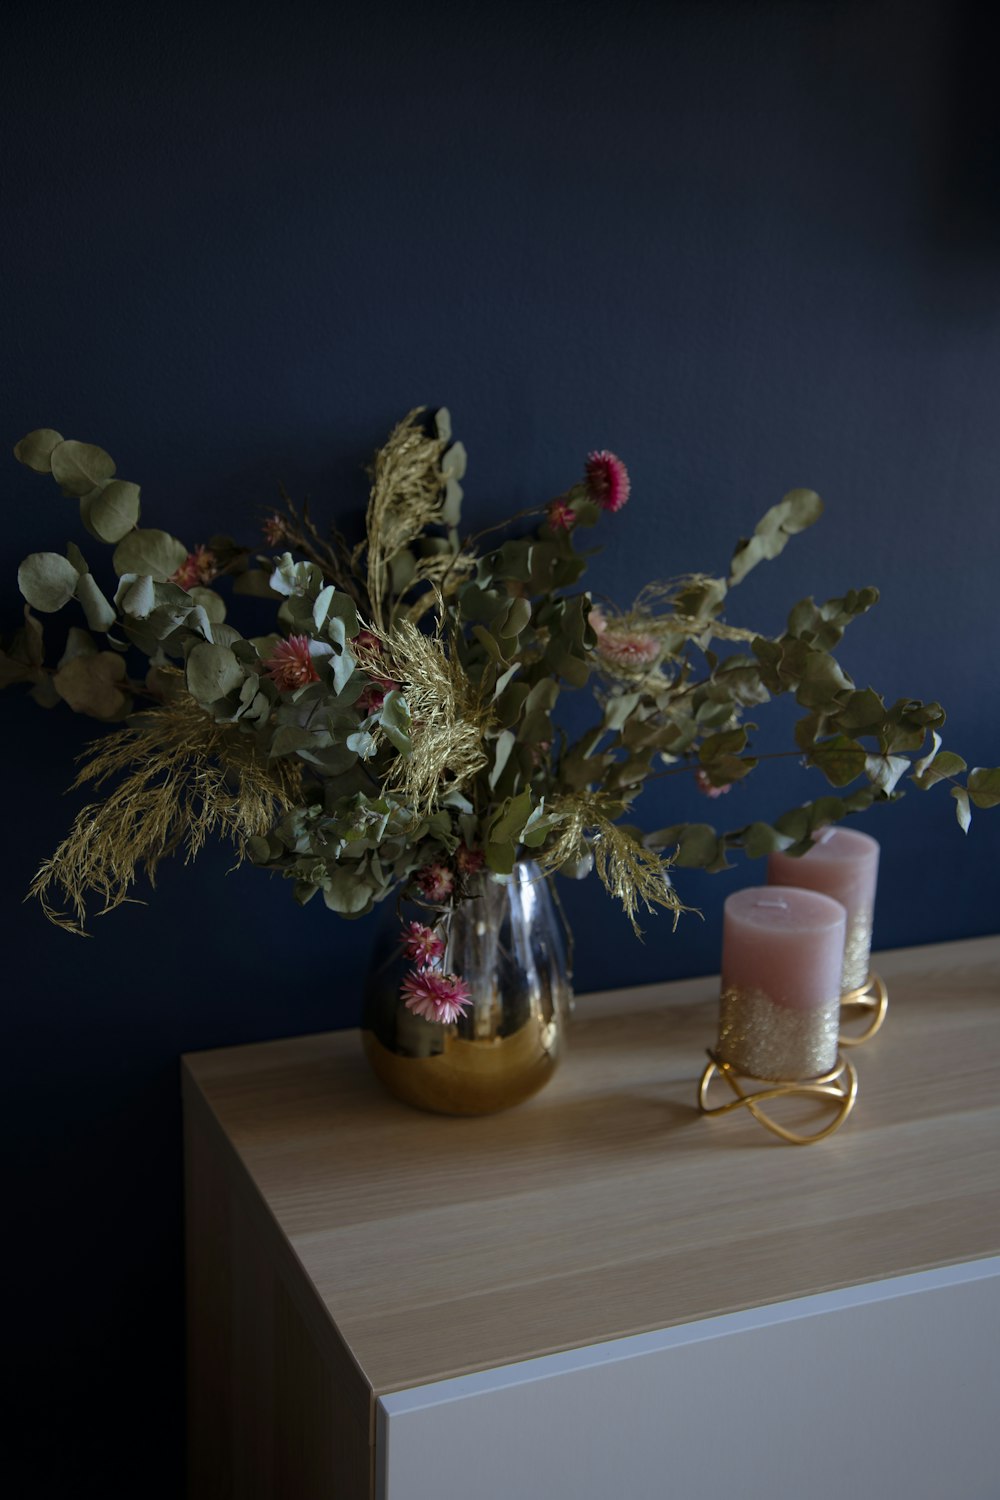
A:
[362,861,572,1115]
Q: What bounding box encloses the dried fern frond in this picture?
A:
[364,409,449,629]
[30,694,303,934]
[362,618,492,814]
[401,551,476,624]
[540,792,687,935]
[632,577,759,644]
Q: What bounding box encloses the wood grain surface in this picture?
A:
[183,936,1000,1399]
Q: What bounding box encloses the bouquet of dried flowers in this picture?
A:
[4,409,996,1021]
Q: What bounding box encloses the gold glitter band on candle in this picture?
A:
[839,970,888,1048]
[717,985,840,1082]
[842,908,874,992]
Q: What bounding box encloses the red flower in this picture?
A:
[547,497,576,532]
[358,677,398,715]
[170,545,218,591]
[262,635,320,693]
[401,969,471,1025]
[455,842,486,877]
[262,514,287,546]
[585,450,631,513]
[416,862,454,903]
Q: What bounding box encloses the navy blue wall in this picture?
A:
[4,3,998,1493]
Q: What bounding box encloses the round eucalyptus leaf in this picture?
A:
[14,428,64,473]
[18,551,79,612]
[75,572,117,632]
[66,541,89,575]
[121,575,156,620]
[188,586,227,623]
[186,641,244,704]
[80,480,141,543]
[50,439,117,497]
[53,651,128,719]
[112,528,188,581]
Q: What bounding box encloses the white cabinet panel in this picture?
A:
[379,1260,1000,1500]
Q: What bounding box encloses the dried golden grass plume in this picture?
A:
[365,408,450,629]
[30,694,303,934]
[540,792,687,935]
[363,617,493,814]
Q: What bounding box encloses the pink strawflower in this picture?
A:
[171,545,218,591]
[547,497,576,532]
[456,842,486,877]
[585,450,630,512]
[588,606,608,637]
[262,514,287,546]
[597,629,660,669]
[416,862,455,903]
[262,635,320,692]
[401,969,472,1025]
[402,921,445,970]
[695,768,732,798]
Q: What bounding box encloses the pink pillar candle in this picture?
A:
[768,827,880,992]
[718,887,847,1080]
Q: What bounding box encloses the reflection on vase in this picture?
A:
[362,861,572,1115]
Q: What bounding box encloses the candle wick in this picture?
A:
[817,827,836,844]
[754,898,789,909]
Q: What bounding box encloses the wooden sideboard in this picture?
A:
[182,935,1000,1499]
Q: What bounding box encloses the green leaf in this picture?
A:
[488,729,516,791]
[487,789,533,846]
[322,870,375,915]
[80,480,141,543]
[57,627,97,668]
[864,752,910,794]
[186,642,244,704]
[269,552,323,598]
[18,552,80,612]
[233,569,282,600]
[188,586,227,623]
[378,689,412,755]
[809,735,867,787]
[729,489,823,585]
[53,651,128,718]
[952,786,972,833]
[14,428,64,473]
[911,749,967,790]
[743,822,797,858]
[837,688,885,734]
[50,439,117,497]
[112,528,188,581]
[967,767,1000,810]
[120,575,156,619]
[75,573,116,632]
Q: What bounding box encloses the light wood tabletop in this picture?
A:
[183,934,1000,1400]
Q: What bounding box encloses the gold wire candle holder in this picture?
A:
[698,1050,858,1145]
[838,970,888,1048]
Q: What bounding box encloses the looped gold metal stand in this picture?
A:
[698,1050,858,1145]
[839,971,888,1048]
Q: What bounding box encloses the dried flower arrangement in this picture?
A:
[4,409,997,1020]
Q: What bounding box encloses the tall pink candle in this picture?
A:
[718,886,846,1080]
[768,827,880,992]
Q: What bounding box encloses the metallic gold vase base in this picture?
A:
[698,1050,858,1145]
[839,971,888,1047]
[362,1024,563,1117]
